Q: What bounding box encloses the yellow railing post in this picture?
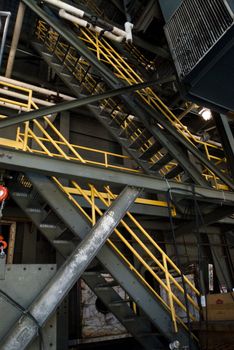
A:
[90,184,96,226]
[163,254,178,333]
[23,121,29,151]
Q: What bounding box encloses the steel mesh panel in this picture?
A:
[165,0,233,78]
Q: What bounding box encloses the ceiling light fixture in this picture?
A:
[199,108,212,121]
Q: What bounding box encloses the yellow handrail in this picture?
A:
[54,177,200,336]
[34,20,229,190]
[0,73,228,190]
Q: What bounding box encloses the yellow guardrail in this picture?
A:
[0,62,200,338]
[0,79,178,211]
[63,185,176,216]
[0,69,228,191]
[34,20,228,189]
[54,177,200,337]
[0,80,141,173]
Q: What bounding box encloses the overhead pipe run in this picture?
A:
[0,87,56,107]
[0,12,11,70]
[0,76,74,100]
[59,10,126,43]
[43,0,133,43]
[0,78,174,128]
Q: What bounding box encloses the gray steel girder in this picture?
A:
[135,100,234,191]
[214,113,234,179]
[1,146,234,204]
[22,0,219,188]
[1,184,140,349]
[10,174,166,349]
[0,78,170,129]
[25,172,198,349]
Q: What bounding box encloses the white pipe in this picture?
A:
[124,22,134,43]
[5,2,26,78]
[0,12,11,69]
[44,0,133,42]
[0,101,28,112]
[108,26,126,38]
[0,76,74,100]
[0,88,55,107]
[44,0,84,17]
[59,10,125,43]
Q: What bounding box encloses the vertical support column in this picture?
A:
[1,186,140,350]
[59,111,70,143]
[214,113,234,179]
[5,2,26,78]
[208,233,233,292]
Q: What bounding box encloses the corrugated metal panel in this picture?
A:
[165,0,233,78]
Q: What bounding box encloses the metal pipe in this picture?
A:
[22,0,124,86]
[0,101,28,112]
[0,12,11,69]
[5,2,26,78]
[0,87,55,107]
[44,0,129,39]
[59,10,125,43]
[1,185,140,350]
[0,75,74,100]
[0,77,171,128]
[44,0,85,18]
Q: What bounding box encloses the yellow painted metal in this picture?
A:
[34,20,229,189]
[163,254,178,332]
[54,176,200,334]
[63,186,176,214]
[103,187,200,307]
[0,137,23,149]
[90,184,96,226]
[39,21,228,184]
[0,55,228,191]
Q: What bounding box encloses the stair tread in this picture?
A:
[149,153,174,171]
[140,142,162,160]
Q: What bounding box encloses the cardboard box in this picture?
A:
[204,293,234,321]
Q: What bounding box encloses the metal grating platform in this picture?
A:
[165,0,233,78]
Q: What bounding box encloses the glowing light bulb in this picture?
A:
[199,108,212,121]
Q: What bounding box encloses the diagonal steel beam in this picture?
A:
[0,78,171,129]
[214,113,234,179]
[17,173,199,349]
[150,124,207,186]
[1,185,140,350]
[175,206,234,238]
[22,0,213,187]
[22,0,125,86]
[135,100,234,191]
[0,147,234,204]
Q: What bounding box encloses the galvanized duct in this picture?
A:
[164,0,233,78]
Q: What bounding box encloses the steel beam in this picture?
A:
[135,100,234,190]
[214,113,234,179]
[175,206,234,237]
[22,0,215,187]
[1,186,140,350]
[22,0,126,87]
[0,78,170,129]
[1,147,234,204]
[150,124,207,186]
[208,233,233,291]
[22,173,198,349]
